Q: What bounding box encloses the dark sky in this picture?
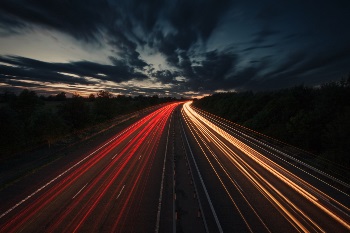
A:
[0,0,349,97]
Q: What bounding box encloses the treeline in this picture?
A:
[193,77,350,167]
[0,90,176,158]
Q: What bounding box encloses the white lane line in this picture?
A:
[0,125,129,220]
[0,106,168,220]
[112,153,118,160]
[72,183,88,199]
[139,155,142,160]
[155,114,172,233]
[233,179,243,192]
[181,118,223,233]
[116,185,125,200]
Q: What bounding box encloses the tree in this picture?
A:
[94,90,116,120]
[97,90,113,99]
[0,91,17,103]
[10,89,42,146]
[59,93,91,130]
[88,93,95,101]
[31,109,67,148]
[55,92,66,101]
[0,106,23,157]
[12,89,41,122]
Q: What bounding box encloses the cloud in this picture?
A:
[263,52,307,78]
[266,45,350,82]
[255,4,282,21]
[118,0,165,32]
[150,50,239,92]
[152,70,181,84]
[148,0,233,66]
[0,13,26,35]
[251,28,280,44]
[0,0,112,43]
[0,55,148,87]
[1,0,350,97]
[167,0,232,41]
[241,44,276,52]
[0,0,149,72]
[191,50,237,89]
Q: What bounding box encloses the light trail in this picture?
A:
[193,105,350,195]
[182,107,264,232]
[0,102,181,233]
[2,101,347,232]
[180,116,224,233]
[181,101,350,232]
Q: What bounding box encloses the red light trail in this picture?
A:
[0,102,181,233]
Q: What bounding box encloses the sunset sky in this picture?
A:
[0,0,349,98]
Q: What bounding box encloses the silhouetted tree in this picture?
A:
[30,109,67,148]
[94,91,115,120]
[59,93,91,130]
[0,91,17,103]
[88,93,95,102]
[0,106,23,157]
[12,89,41,122]
[55,92,66,101]
[193,81,350,167]
[97,90,113,99]
[0,89,176,158]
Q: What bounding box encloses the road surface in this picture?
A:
[181,101,350,232]
[0,103,184,232]
[1,101,349,232]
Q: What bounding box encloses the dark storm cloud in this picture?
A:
[251,28,280,44]
[266,45,350,82]
[0,0,112,42]
[0,62,91,85]
[241,44,276,52]
[119,0,165,32]
[1,0,350,95]
[173,50,237,91]
[0,55,148,87]
[152,70,181,85]
[0,13,26,35]
[167,0,232,42]
[0,0,150,73]
[256,5,281,21]
[220,56,271,91]
[263,52,307,78]
[145,0,235,91]
[231,44,350,91]
[0,0,251,93]
[0,77,47,88]
[148,0,232,66]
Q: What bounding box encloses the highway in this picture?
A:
[0,101,349,232]
[181,101,350,232]
[0,102,182,232]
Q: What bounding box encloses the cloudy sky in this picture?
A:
[0,0,349,98]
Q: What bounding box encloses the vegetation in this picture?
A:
[0,90,176,159]
[193,77,350,168]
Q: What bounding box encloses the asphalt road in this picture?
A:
[1,101,349,232]
[0,103,183,232]
[181,101,350,232]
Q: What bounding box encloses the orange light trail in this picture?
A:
[182,101,350,232]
